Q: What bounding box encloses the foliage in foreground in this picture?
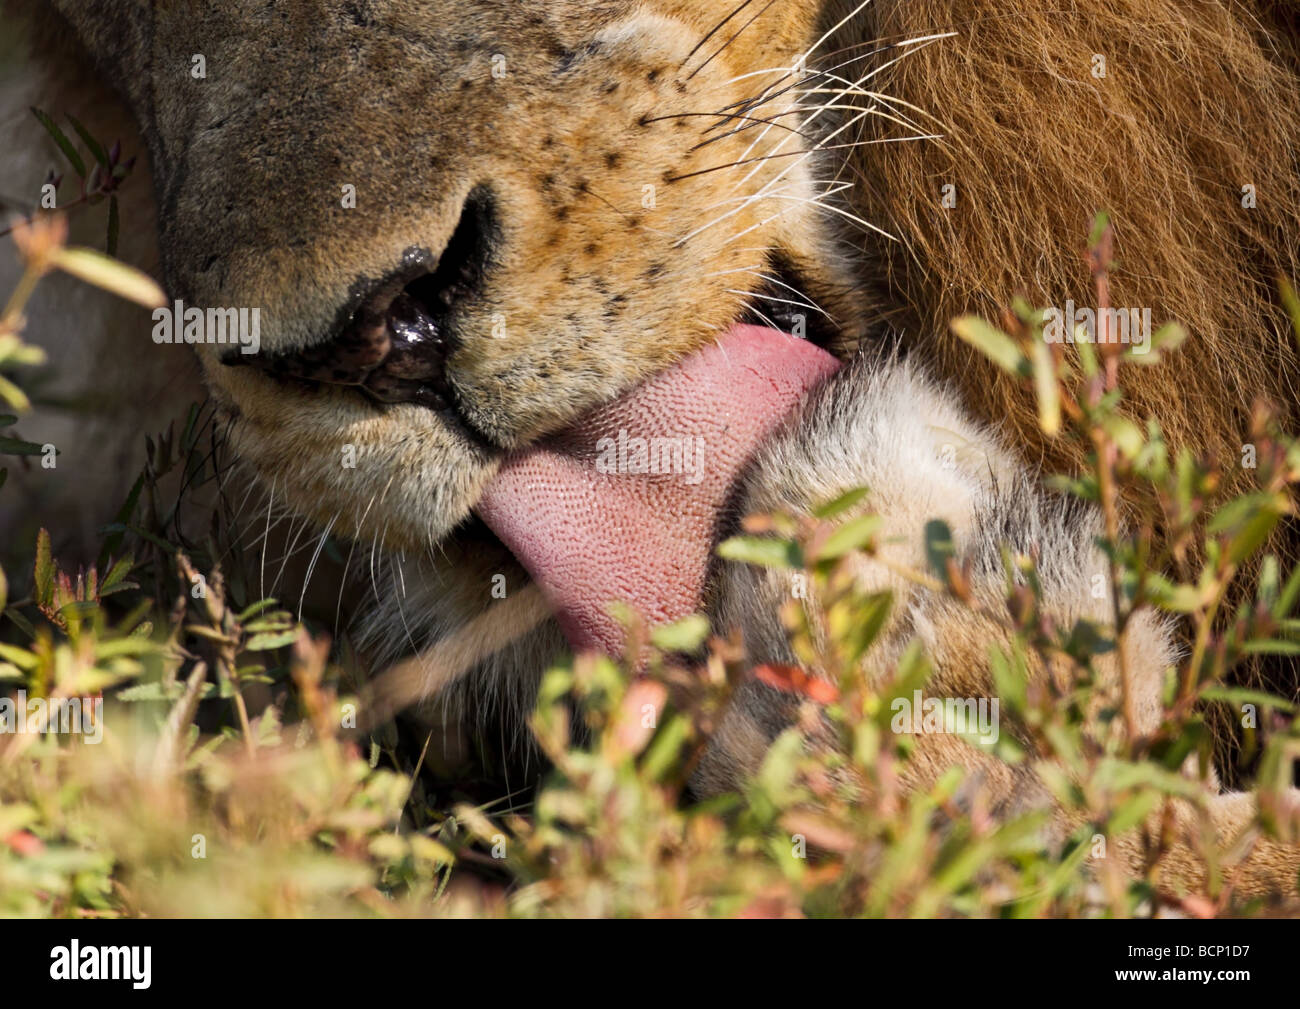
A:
[2,201,1300,917]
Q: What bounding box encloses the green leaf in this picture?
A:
[99,556,132,591]
[1096,758,1200,799]
[1209,492,1285,565]
[1030,337,1060,436]
[1075,335,1099,378]
[99,554,135,593]
[30,106,86,178]
[0,375,33,413]
[1280,275,1300,350]
[187,625,237,644]
[0,805,36,836]
[1063,619,1116,660]
[1241,639,1300,657]
[716,535,803,570]
[811,485,869,520]
[57,600,99,621]
[126,524,180,553]
[839,591,892,668]
[923,519,956,580]
[64,113,109,168]
[650,613,710,653]
[52,247,167,309]
[1201,686,1297,713]
[3,608,35,639]
[1126,322,1187,364]
[1100,415,1144,460]
[1154,582,1205,613]
[1088,210,1111,247]
[242,615,295,634]
[987,647,1022,714]
[244,630,300,651]
[255,704,282,746]
[951,316,1028,375]
[814,514,881,561]
[236,598,281,623]
[1107,792,1161,836]
[94,637,158,660]
[0,642,37,670]
[118,680,215,703]
[1274,559,1300,620]
[0,436,45,457]
[97,473,144,570]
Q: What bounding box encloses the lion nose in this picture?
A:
[224,186,498,414]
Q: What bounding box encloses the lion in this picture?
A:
[6,0,1300,901]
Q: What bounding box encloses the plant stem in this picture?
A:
[1,265,39,325]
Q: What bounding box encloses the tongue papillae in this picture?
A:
[476,324,840,656]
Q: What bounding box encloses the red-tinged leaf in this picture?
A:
[753,663,839,704]
[736,894,802,919]
[33,528,54,610]
[781,811,858,854]
[3,831,45,857]
[1178,894,1219,919]
[608,678,668,760]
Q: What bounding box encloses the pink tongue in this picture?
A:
[476,324,839,656]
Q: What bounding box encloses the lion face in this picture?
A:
[54,0,866,552]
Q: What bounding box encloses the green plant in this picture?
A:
[1,216,1297,918]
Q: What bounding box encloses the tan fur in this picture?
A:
[26,0,867,553]
[10,0,1300,901]
[836,0,1300,770]
[20,0,1299,553]
[844,0,1300,524]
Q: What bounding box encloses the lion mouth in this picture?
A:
[475,322,840,656]
[220,179,841,644]
[467,257,842,657]
[736,253,842,349]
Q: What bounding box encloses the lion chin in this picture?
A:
[8,0,1300,899]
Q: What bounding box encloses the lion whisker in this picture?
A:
[683,0,783,84]
[298,513,338,622]
[259,476,276,603]
[725,288,826,318]
[678,0,760,72]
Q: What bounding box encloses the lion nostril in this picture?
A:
[403,184,497,321]
[357,186,496,410]
[227,186,497,422]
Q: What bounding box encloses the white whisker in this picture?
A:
[298,513,338,622]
